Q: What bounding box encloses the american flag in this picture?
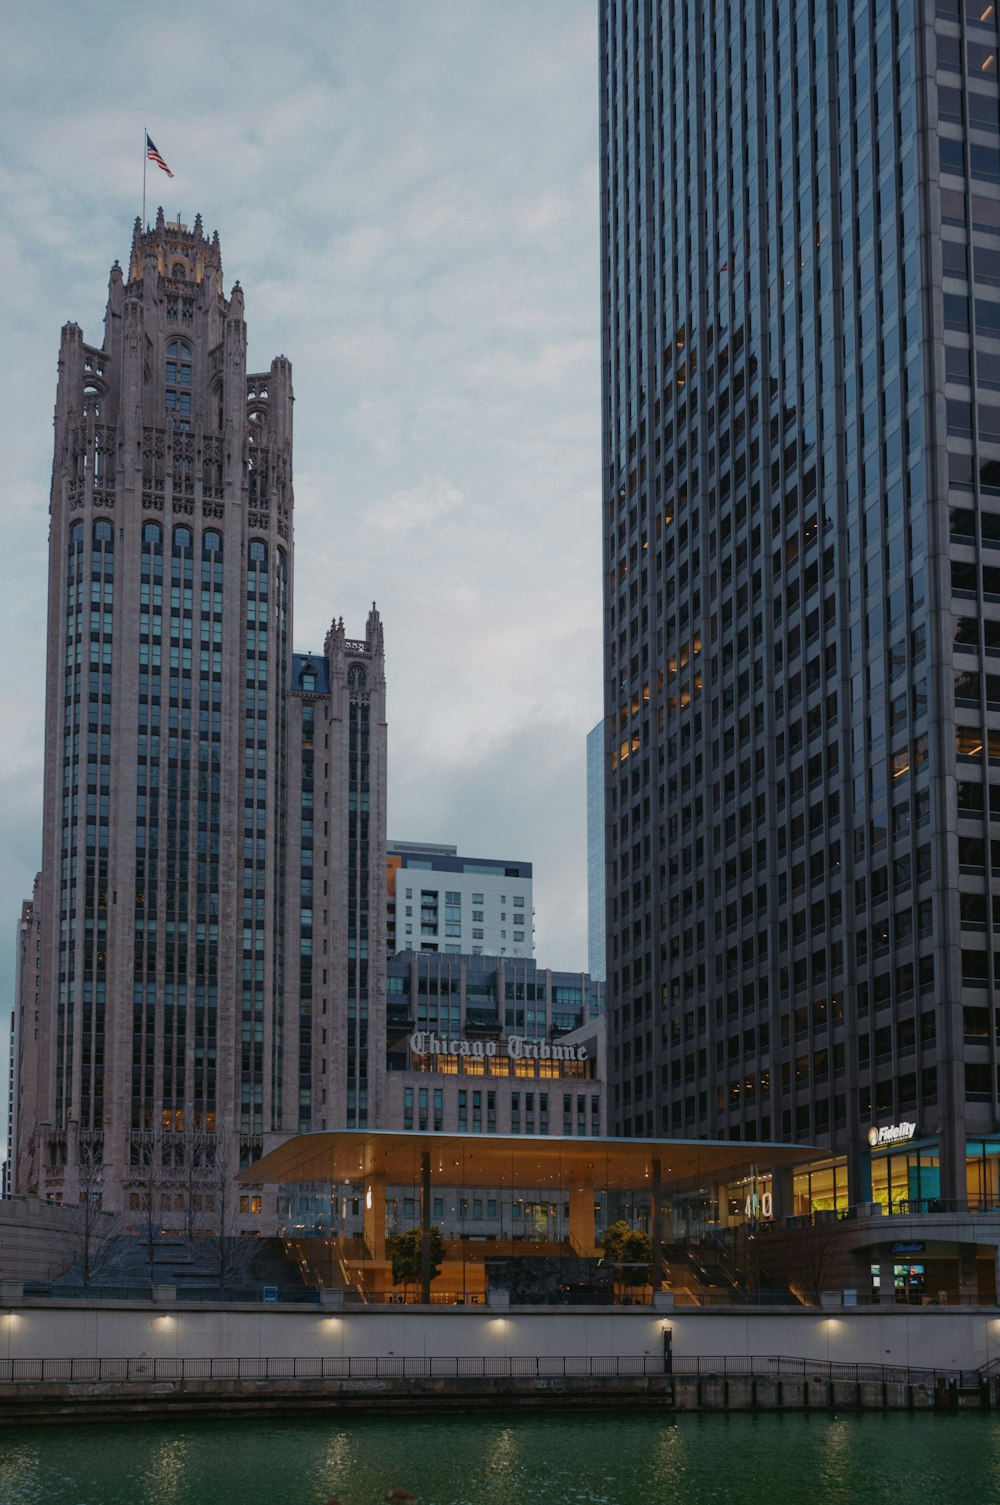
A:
[146,134,174,178]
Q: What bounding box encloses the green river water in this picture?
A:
[1,1412,998,1505]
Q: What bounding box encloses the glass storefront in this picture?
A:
[966,1139,1000,1211]
[870,1142,940,1213]
[864,1137,1000,1213]
[260,1131,805,1305]
[792,1156,848,1216]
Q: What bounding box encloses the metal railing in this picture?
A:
[0,1352,984,1387]
[774,1198,1000,1227]
[20,1283,321,1305]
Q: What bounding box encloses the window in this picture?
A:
[472,910,484,922]
[472,893,484,904]
[165,339,192,414]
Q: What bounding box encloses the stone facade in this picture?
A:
[13,212,387,1228]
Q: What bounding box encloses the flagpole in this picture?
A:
[142,127,147,229]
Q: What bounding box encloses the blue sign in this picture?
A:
[890,1242,925,1255]
[263,1285,278,1303]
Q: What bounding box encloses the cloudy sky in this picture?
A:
[0,3,603,1151]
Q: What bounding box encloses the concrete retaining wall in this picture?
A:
[2,1301,1000,1371]
[0,1371,986,1426]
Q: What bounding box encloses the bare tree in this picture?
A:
[786,1217,841,1305]
[180,1123,216,1240]
[71,1132,126,1288]
[126,1126,168,1284]
[205,1129,258,1290]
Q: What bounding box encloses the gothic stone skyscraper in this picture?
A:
[601,0,1000,1208]
[14,213,387,1218]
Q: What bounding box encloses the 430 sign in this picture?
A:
[744,1190,773,1220]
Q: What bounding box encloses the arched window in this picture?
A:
[171,261,186,281]
[165,339,192,415]
[276,548,288,580]
[203,530,222,554]
[173,526,192,551]
[298,660,317,692]
[348,664,367,692]
[142,522,162,545]
[249,540,267,565]
[93,520,113,544]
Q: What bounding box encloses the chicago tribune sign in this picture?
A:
[408,1031,588,1063]
[867,1120,917,1148]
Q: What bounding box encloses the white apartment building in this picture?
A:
[387,842,534,959]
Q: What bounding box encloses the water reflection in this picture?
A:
[651,1421,690,1495]
[1,1413,999,1505]
[143,1436,189,1505]
[314,1429,356,1502]
[484,1424,518,1483]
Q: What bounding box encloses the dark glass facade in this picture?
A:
[601,0,1000,1202]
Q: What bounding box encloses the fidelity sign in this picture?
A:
[867,1120,917,1148]
[408,1031,588,1063]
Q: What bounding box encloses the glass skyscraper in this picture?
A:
[586,720,607,981]
[601,0,1000,1208]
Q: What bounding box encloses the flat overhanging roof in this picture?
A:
[241,1130,812,1191]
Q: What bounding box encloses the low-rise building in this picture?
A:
[383,952,604,1137]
